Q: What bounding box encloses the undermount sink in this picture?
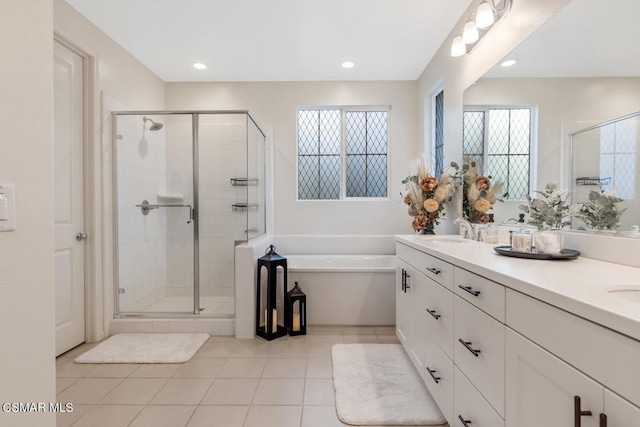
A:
[607,286,640,304]
[417,235,471,243]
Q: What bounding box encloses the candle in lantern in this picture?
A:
[292,313,301,332]
[264,309,278,333]
[272,309,277,333]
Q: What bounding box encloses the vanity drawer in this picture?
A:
[424,333,454,424]
[454,296,505,417]
[454,366,504,427]
[423,275,454,358]
[455,266,506,322]
[396,243,453,290]
[507,289,640,408]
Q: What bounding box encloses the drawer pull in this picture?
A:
[426,309,441,320]
[458,338,481,357]
[458,285,481,297]
[426,267,441,275]
[401,270,410,292]
[574,396,593,427]
[426,367,440,384]
[600,414,607,427]
[458,415,472,426]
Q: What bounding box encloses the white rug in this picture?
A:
[332,344,447,426]
[74,333,209,364]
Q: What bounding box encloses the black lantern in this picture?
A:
[256,245,288,340]
[286,282,306,336]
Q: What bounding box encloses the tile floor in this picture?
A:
[56,326,405,427]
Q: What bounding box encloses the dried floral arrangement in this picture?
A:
[519,182,572,230]
[401,158,458,233]
[573,189,626,231]
[458,160,503,223]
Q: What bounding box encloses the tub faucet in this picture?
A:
[454,218,475,240]
[502,218,519,225]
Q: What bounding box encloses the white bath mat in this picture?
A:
[332,344,446,426]
[74,333,209,364]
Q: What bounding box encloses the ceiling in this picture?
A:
[484,0,640,78]
[65,0,472,82]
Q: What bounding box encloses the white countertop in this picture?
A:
[396,235,640,342]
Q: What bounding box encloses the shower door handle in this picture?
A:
[136,200,194,223]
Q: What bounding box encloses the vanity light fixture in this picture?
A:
[451,0,512,57]
[192,62,207,70]
[341,61,355,69]
[463,19,480,44]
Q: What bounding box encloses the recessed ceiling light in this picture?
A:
[193,63,207,70]
[501,59,517,67]
[341,61,355,69]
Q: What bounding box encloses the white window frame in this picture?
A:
[463,104,538,200]
[296,105,391,201]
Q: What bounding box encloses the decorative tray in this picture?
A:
[494,245,580,260]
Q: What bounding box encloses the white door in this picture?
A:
[54,41,86,356]
[505,329,603,427]
[603,390,640,426]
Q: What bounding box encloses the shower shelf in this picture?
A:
[575,177,611,186]
[230,178,259,186]
[156,193,184,201]
[232,203,259,212]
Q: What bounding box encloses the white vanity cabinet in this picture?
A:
[395,237,640,427]
[397,242,504,426]
[396,259,427,376]
[506,328,603,427]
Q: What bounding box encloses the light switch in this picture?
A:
[0,183,16,232]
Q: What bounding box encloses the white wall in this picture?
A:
[165,81,419,236]
[463,77,640,221]
[55,0,165,334]
[417,0,573,233]
[0,1,56,426]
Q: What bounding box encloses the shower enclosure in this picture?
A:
[112,111,266,317]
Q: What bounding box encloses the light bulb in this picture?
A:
[451,36,466,57]
[463,20,479,44]
[476,2,495,29]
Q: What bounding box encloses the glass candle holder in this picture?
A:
[511,231,533,253]
[535,230,564,254]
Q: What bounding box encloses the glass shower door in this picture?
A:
[114,113,196,314]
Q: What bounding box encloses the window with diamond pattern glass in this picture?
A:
[463,108,532,200]
[434,91,444,178]
[600,119,636,200]
[297,108,388,200]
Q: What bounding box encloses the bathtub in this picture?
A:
[285,255,396,326]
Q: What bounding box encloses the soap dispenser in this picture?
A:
[485,213,499,244]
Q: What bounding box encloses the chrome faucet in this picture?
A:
[454,218,475,240]
[502,218,519,225]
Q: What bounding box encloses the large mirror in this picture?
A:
[462,0,640,236]
[571,112,639,233]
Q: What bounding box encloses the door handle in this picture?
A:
[574,396,593,427]
[75,232,88,241]
[600,413,607,427]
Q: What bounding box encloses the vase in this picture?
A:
[418,228,435,235]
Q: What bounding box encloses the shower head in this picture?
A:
[143,116,164,131]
